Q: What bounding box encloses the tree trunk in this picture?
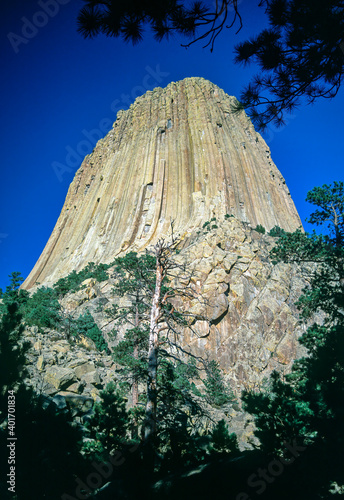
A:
[144,247,164,446]
[132,302,139,407]
[131,303,139,439]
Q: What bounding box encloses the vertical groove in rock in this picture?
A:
[23,77,302,289]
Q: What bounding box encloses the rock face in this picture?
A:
[21,78,307,441]
[22,218,307,443]
[23,77,301,289]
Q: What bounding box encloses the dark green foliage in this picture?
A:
[210,419,240,455]
[112,326,149,382]
[204,360,235,408]
[77,0,234,51]
[0,275,85,500]
[242,181,344,496]
[155,358,209,471]
[53,261,111,296]
[202,219,219,232]
[224,213,234,219]
[255,224,266,234]
[234,1,344,130]
[305,180,344,244]
[0,292,30,404]
[0,272,29,313]
[23,286,61,329]
[83,382,129,458]
[268,225,285,237]
[74,310,108,352]
[112,251,156,296]
[109,252,156,404]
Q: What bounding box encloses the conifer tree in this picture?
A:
[109,236,230,467]
[243,181,344,497]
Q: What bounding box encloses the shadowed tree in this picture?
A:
[107,233,234,470]
[242,181,344,498]
[0,274,85,500]
[77,0,242,51]
[77,1,344,130]
[234,0,344,130]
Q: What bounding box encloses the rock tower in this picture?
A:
[23,77,301,289]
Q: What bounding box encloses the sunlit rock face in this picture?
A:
[23,77,301,289]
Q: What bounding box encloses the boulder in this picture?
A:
[45,366,77,390]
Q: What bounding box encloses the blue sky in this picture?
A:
[1,0,343,291]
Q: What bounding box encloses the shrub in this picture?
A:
[268,225,285,237]
[53,262,112,296]
[204,360,235,408]
[255,224,266,234]
[73,311,109,352]
[23,286,61,329]
[210,419,240,455]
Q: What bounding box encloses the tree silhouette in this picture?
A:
[77,1,344,130]
[243,181,344,498]
[234,0,344,129]
[77,0,242,51]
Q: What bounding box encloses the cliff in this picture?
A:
[23,77,301,289]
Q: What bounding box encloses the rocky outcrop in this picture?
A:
[23,77,301,289]
[20,78,307,443]
[21,216,308,444]
[24,327,116,403]
[23,217,306,402]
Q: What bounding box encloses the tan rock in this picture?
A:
[81,370,101,386]
[23,77,301,289]
[203,268,228,287]
[45,366,76,390]
[73,361,96,379]
[37,355,44,371]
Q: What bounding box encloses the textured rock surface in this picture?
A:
[24,327,116,400]
[22,218,308,444]
[23,77,301,289]
[23,218,306,398]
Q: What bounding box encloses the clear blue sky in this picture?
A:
[1,0,343,291]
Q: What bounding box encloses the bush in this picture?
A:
[83,382,129,457]
[204,360,235,408]
[268,225,285,237]
[73,311,108,352]
[210,419,240,455]
[255,224,266,234]
[53,262,112,296]
[23,286,61,329]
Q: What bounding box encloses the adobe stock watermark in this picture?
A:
[52,64,170,183]
[7,0,71,54]
[235,440,307,499]
[0,233,9,243]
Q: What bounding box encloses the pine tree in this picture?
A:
[243,181,344,497]
[204,360,235,409]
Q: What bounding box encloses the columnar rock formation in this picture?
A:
[23,77,301,289]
